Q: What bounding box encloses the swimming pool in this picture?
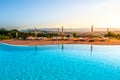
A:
[0,43,120,80]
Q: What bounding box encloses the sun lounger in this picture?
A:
[88,38,98,42]
[99,37,109,42]
[79,37,85,41]
[63,37,69,40]
[26,37,34,40]
[52,37,62,40]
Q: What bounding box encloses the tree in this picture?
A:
[8,29,19,38]
[73,32,79,37]
[0,28,8,35]
[104,32,116,38]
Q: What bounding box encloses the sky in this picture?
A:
[1,0,120,29]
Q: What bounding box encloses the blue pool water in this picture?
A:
[0,43,120,80]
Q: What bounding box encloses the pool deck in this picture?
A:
[1,39,120,45]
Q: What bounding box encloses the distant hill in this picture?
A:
[20,28,120,33]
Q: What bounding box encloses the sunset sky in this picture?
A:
[1,0,120,29]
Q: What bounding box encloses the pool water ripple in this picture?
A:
[0,44,120,80]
